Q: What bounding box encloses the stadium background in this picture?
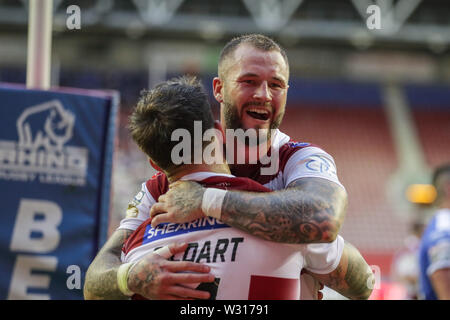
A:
[0,0,449,299]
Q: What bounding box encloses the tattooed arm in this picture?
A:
[84,229,133,300]
[151,177,347,244]
[220,178,346,244]
[304,241,374,300]
[84,230,214,300]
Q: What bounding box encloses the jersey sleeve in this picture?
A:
[303,235,345,274]
[117,182,156,231]
[283,146,345,189]
[426,212,450,276]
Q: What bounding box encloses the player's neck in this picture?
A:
[167,163,231,183]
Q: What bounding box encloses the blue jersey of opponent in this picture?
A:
[418,209,450,300]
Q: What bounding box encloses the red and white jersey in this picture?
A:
[118,130,346,299]
[119,130,344,231]
[121,172,344,300]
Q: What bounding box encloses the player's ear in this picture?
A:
[149,158,162,172]
[214,120,226,144]
[213,77,223,103]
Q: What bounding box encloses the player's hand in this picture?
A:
[127,242,215,300]
[150,180,206,228]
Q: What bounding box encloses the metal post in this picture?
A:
[26,0,53,90]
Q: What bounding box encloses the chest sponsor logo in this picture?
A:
[143,217,230,244]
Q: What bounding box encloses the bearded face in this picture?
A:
[222,99,284,146]
[218,45,289,146]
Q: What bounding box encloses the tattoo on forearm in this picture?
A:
[84,229,133,300]
[221,178,347,244]
[312,242,373,300]
[343,246,374,299]
[172,184,204,219]
[127,259,161,298]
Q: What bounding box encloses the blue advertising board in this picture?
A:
[0,85,118,299]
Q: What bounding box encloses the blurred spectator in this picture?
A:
[391,220,425,299]
[418,164,450,300]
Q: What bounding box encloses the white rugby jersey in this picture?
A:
[119,130,344,231]
[118,129,346,299]
[121,172,345,300]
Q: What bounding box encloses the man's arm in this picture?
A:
[151,177,347,244]
[425,233,450,300]
[84,229,214,300]
[304,241,374,300]
[220,178,346,243]
[430,268,450,299]
[84,229,133,299]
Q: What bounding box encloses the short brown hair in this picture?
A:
[218,34,289,78]
[128,76,215,172]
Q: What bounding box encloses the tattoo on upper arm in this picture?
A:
[105,229,133,255]
[220,178,347,244]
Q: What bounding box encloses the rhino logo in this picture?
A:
[16,100,75,151]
